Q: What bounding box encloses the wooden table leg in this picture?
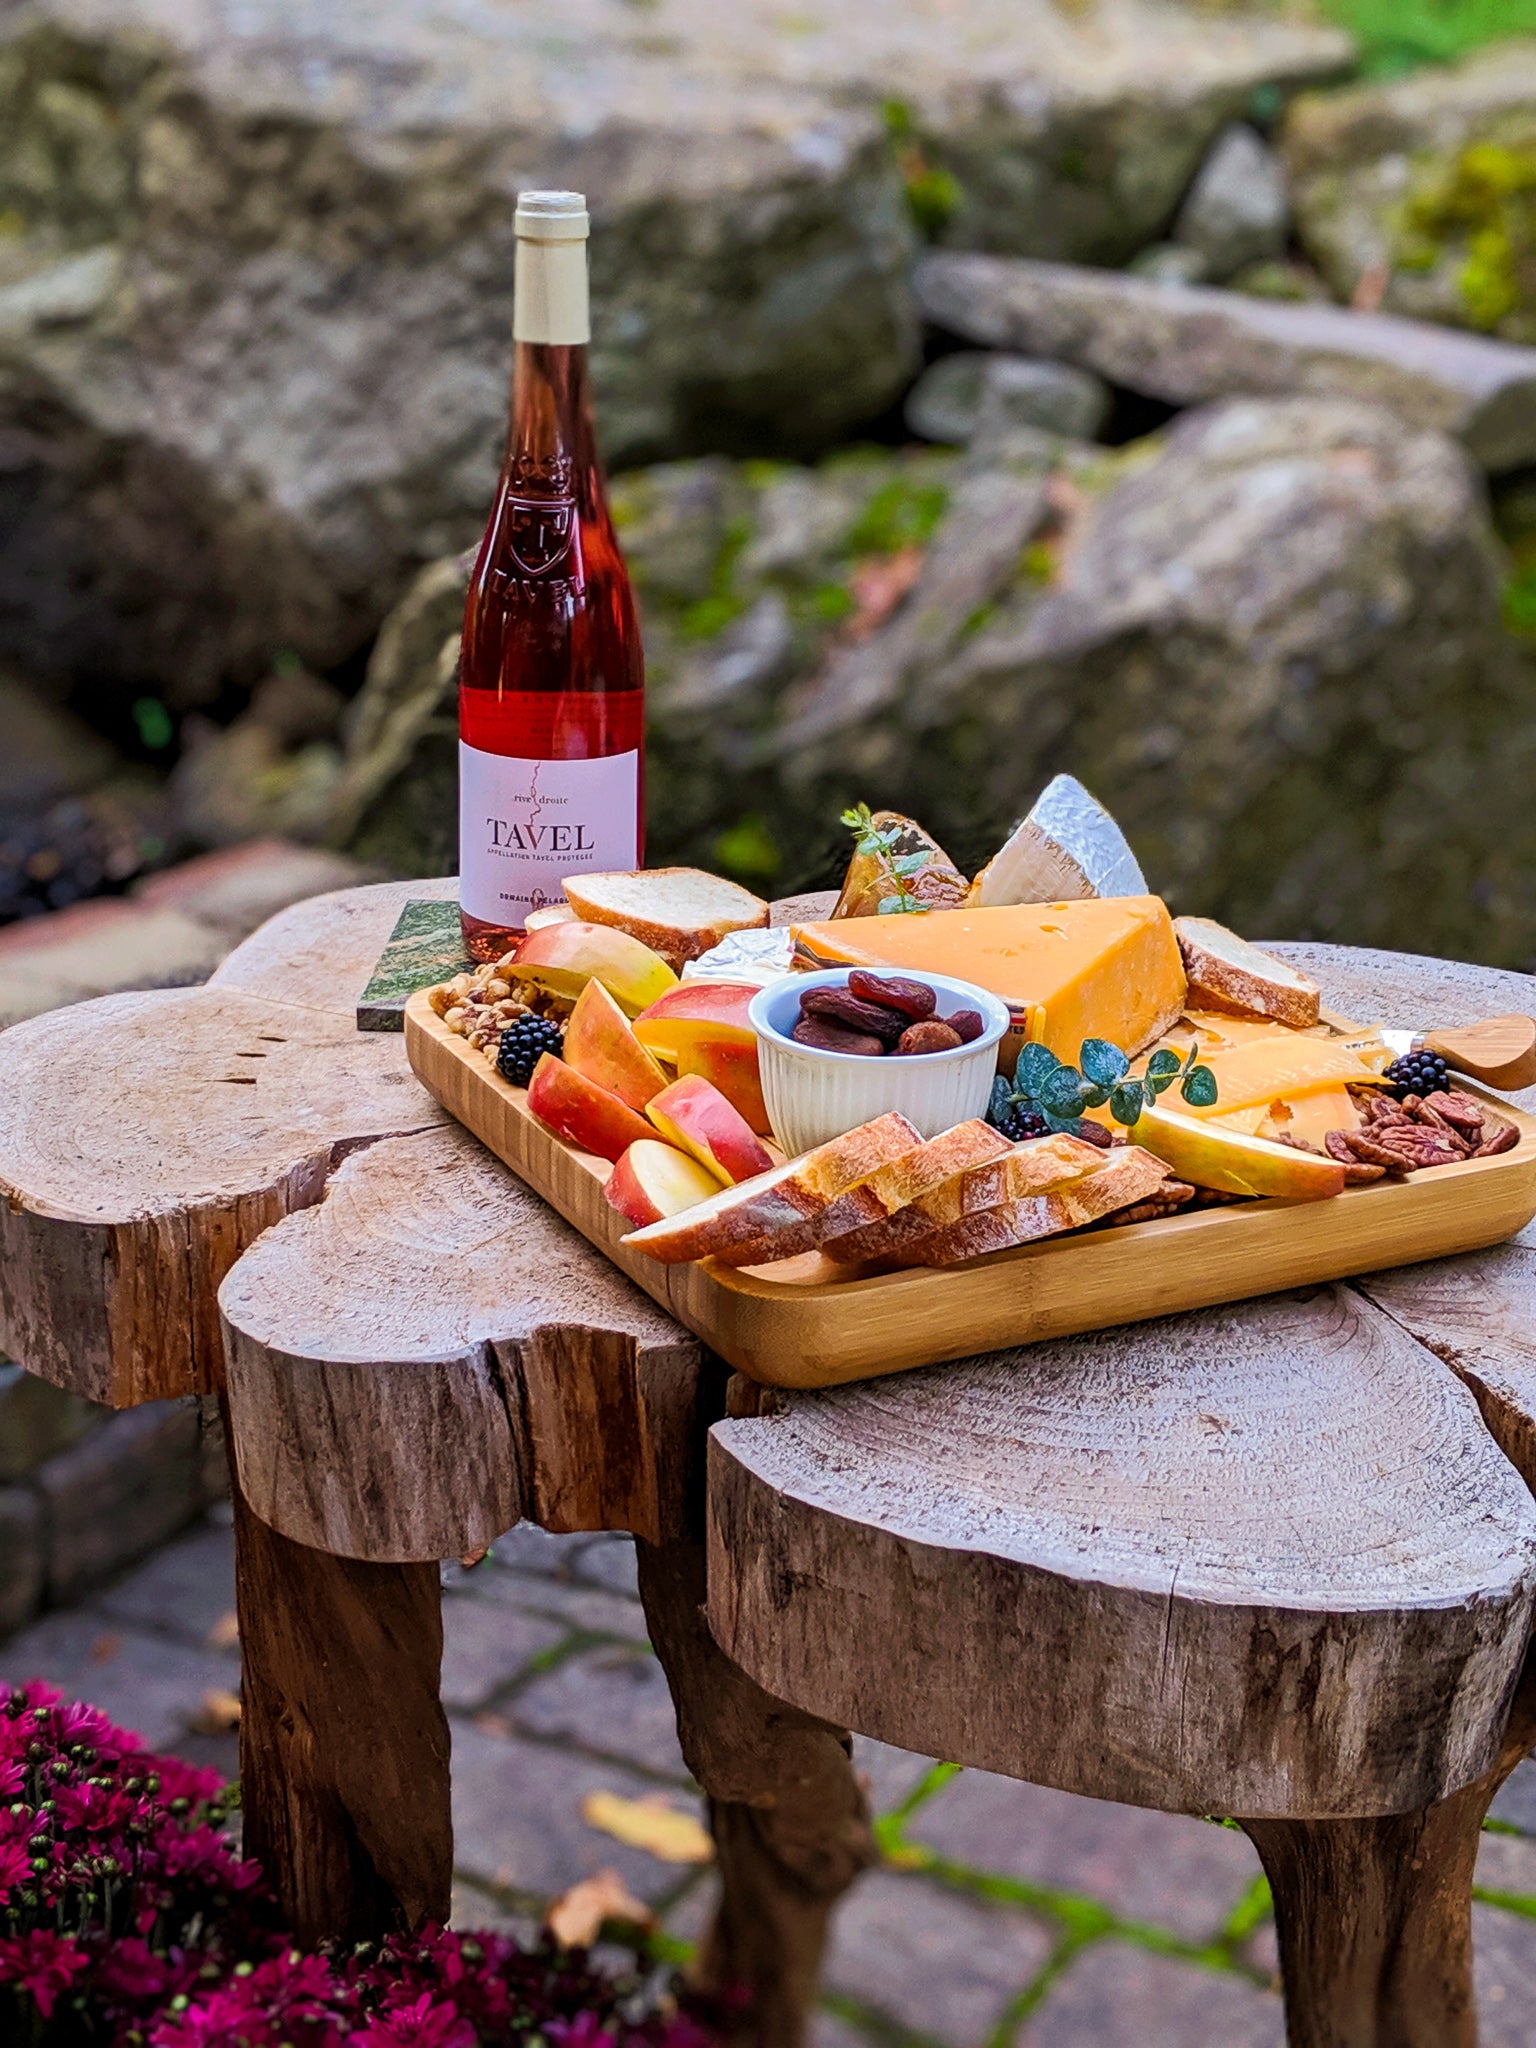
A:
[636,1537,877,2048]
[1241,1653,1536,2048]
[229,1473,453,1945]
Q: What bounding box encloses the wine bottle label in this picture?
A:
[458,740,639,925]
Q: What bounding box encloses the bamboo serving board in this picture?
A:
[404,990,1536,1389]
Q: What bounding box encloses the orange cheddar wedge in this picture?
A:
[793,897,1186,1063]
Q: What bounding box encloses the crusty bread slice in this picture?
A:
[714,1118,1000,1269]
[621,1112,921,1264]
[563,868,768,968]
[903,1146,1172,1267]
[823,1130,1107,1267]
[524,902,576,933]
[1173,917,1321,1030]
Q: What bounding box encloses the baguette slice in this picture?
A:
[621,1112,921,1264]
[714,1118,1002,1269]
[1173,917,1321,1030]
[824,1130,1107,1267]
[904,1146,1172,1267]
[564,868,768,968]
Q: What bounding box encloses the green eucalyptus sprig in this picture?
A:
[990,1037,1218,1138]
[839,803,931,915]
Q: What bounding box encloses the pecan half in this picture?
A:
[1342,1160,1388,1185]
[1277,1132,1324,1155]
[1422,1089,1485,1140]
[1373,1126,1465,1169]
[1331,1129,1413,1175]
[1407,1100,1471,1155]
[1475,1121,1520,1157]
[1111,1182,1197,1226]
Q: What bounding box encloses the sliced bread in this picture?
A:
[714,1118,1001,1269]
[1173,918,1320,1030]
[903,1146,1172,1267]
[564,868,768,968]
[824,1130,1108,1267]
[621,1112,921,1264]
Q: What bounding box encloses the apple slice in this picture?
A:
[632,983,757,1062]
[605,1139,722,1228]
[1131,1102,1345,1201]
[563,979,669,1113]
[513,921,678,1017]
[646,1075,774,1186]
[526,1052,655,1164]
[674,1036,770,1136]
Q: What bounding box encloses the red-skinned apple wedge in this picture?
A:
[632,983,757,1062]
[512,922,678,1016]
[646,1075,774,1186]
[605,1140,723,1228]
[526,1053,655,1164]
[563,978,669,1112]
[674,1036,770,1135]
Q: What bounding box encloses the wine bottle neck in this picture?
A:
[513,233,589,346]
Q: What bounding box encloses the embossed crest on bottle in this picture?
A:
[459,192,645,960]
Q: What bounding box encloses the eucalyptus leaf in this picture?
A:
[1145,1049,1182,1080]
[1043,1110,1082,1135]
[1016,1043,1061,1094]
[1040,1067,1089,1117]
[1079,1082,1111,1110]
[1109,1079,1145,1127]
[1079,1038,1128,1087]
[1181,1065,1218,1108]
[989,1075,1014,1122]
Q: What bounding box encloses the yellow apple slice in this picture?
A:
[1130,1102,1345,1201]
[605,1140,723,1228]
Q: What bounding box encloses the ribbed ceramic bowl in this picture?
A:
[749,969,1012,1156]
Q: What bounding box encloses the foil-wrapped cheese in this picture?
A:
[969,775,1146,906]
[682,925,796,987]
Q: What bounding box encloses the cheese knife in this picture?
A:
[1375,1015,1536,1093]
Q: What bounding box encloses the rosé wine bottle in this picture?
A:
[458,190,644,962]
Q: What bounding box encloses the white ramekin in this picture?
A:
[748,968,1013,1156]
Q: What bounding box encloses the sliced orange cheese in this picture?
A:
[793,896,1186,1063]
[1212,1086,1362,1149]
[1181,1036,1377,1118]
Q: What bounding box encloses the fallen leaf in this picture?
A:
[206,1611,241,1650]
[580,1791,713,1866]
[546,1868,654,1948]
[192,1688,242,1734]
[90,1633,121,1665]
[458,1546,489,1571]
[844,545,924,641]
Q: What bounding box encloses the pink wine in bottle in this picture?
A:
[458,189,644,962]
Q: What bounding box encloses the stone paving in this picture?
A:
[6,1512,1536,2046]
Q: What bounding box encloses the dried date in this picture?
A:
[800,985,907,1043]
[894,1020,963,1057]
[947,1008,985,1044]
[846,970,936,1021]
[792,1014,886,1058]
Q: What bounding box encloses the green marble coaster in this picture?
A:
[356,898,473,1031]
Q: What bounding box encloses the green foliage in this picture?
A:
[677,513,753,639]
[840,802,931,914]
[1503,562,1536,635]
[991,1039,1217,1139]
[881,95,963,235]
[845,476,949,557]
[712,812,782,884]
[1400,141,1536,332]
[1316,0,1536,74]
[810,581,856,624]
[132,696,174,750]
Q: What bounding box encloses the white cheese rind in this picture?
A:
[969,774,1147,905]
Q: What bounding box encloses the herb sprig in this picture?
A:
[840,803,931,915]
[990,1038,1218,1138]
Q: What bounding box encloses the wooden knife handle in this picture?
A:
[1421,1015,1536,1091]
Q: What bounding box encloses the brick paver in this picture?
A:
[8,1512,1536,2046]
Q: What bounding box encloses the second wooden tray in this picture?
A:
[405,991,1536,1388]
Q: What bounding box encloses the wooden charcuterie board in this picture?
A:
[404,989,1536,1389]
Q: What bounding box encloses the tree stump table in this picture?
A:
[0,878,876,2045]
[3,886,1536,2048]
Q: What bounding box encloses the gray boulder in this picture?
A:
[1172,123,1290,280]
[1286,41,1536,344]
[914,253,1536,470]
[0,0,1349,706]
[905,352,1110,444]
[336,401,1536,966]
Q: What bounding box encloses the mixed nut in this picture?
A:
[790,971,986,1059]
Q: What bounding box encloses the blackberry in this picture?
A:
[496,1013,565,1087]
[1384,1049,1450,1099]
[993,1101,1050,1143]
